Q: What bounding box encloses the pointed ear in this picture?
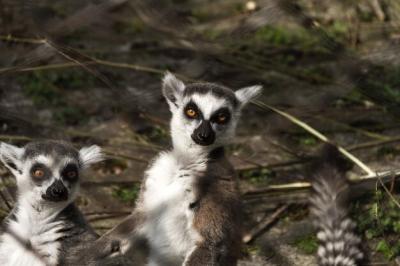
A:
[162,71,185,110]
[235,85,263,107]
[79,145,104,169]
[0,142,25,176]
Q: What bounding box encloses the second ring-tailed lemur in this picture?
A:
[310,145,364,266]
[0,140,103,266]
[85,72,262,265]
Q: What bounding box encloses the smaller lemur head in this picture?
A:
[162,72,262,152]
[0,140,103,205]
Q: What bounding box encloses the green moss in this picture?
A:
[356,65,400,115]
[53,106,87,125]
[242,244,262,256]
[376,146,400,159]
[241,168,275,185]
[254,25,320,50]
[112,184,140,205]
[202,29,223,41]
[113,18,145,34]
[326,21,348,40]
[376,240,400,260]
[293,134,318,147]
[354,190,400,260]
[191,9,212,23]
[292,234,318,254]
[17,69,95,125]
[137,126,169,144]
[19,71,61,106]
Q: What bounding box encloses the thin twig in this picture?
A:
[377,172,400,209]
[242,204,289,244]
[243,170,400,195]
[0,135,33,142]
[253,100,375,177]
[315,115,391,141]
[348,136,400,152]
[0,35,46,44]
[103,148,148,164]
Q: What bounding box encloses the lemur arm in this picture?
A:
[76,212,145,263]
[183,242,237,266]
[184,179,242,266]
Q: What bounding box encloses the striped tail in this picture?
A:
[309,145,364,266]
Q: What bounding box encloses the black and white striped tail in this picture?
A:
[309,145,364,266]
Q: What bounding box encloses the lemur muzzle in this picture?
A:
[192,120,215,146]
[43,179,68,202]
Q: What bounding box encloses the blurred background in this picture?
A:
[1,0,400,265]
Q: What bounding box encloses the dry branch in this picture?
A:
[242,204,289,244]
[253,100,375,177]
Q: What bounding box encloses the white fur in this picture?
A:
[138,151,206,265]
[0,143,83,266]
[79,145,104,168]
[142,73,261,265]
[162,72,186,111]
[0,197,67,266]
[0,142,25,176]
[235,85,262,106]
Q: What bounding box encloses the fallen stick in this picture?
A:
[243,169,400,195]
[242,204,289,244]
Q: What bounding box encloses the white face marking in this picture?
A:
[161,73,263,154]
[11,154,80,210]
[190,93,228,120]
[170,92,239,154]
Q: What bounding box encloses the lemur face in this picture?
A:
[0,140,103,204]
[162,72,262,150]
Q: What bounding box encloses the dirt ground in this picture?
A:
[1,0,400,265]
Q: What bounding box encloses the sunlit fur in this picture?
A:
[133,73,262,265]
[0,141,103,266]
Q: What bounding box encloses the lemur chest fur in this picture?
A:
[139,151,203,264]
[0,205,65,266]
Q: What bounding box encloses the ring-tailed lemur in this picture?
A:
[85,72,262,265]
[309,145,364,266]
[0,140,103,266]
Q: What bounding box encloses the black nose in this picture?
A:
[42,180,68,202]
[191,120,215,146]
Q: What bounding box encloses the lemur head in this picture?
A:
[162,72,262,153]
[0,140,103,206]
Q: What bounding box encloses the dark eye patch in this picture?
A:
[210,107,231,124]
[183,101,202,120]
[30,163,51,183]
[61,163,79,182]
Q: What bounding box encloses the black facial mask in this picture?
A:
[42,179,68,202]
[191,120,215,146]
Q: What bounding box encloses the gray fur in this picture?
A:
[184,83,239,107]
[22,140,79,163]
[0,140,117,265]
[310,146,364,266]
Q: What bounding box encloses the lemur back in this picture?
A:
[0,140,103,266]
[82,73,262,266]
[309,145,364,266]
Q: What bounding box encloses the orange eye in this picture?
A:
[67,171,77,179]
[33,169,44,178]
[186,108,197,118]
[218,114,226,123]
